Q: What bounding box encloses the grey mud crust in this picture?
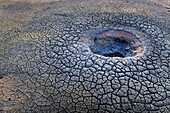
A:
[0,12,170,113]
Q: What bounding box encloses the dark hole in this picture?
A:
[0,76,3,79]
[104,52,125,58]
[94,37,97,42]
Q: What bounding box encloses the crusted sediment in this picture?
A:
[0,11,170,112]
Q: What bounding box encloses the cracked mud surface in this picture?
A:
[0,0,170,113]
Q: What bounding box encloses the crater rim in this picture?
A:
[83,28,144,58]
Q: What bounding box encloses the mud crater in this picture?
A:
[83,29,144,58]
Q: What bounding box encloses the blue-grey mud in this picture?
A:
[0,0,170,113]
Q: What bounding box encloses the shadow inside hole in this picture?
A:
[103,52,125,58]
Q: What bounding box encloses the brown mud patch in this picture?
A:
[2,2,32,13]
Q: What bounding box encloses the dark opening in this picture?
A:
[104,52,125,58]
